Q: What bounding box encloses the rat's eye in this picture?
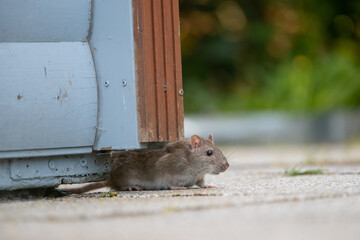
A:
[207,150,213,156]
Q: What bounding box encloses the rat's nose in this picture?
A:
[221,162,229,171]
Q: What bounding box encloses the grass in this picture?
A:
[285,162,326,176]
[285,168,326,176]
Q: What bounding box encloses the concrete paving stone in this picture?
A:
[0,145,360,240]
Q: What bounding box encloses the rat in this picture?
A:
[64,134,229,193]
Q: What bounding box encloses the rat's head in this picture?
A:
[189,134,229,175]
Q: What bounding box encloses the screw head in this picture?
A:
[104,81,110,87]
[48,160,56,170]
[178,89,184,96]
[122,79,127,87]
[80,158,88,167]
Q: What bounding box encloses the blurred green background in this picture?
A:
[179,0,360,114]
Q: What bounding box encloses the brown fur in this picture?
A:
[62,135,229,193]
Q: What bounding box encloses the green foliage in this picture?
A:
[285,168,326,176]
[285,162,326,176]
[180,0,360,113]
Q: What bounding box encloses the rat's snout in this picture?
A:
[221,161,229,171]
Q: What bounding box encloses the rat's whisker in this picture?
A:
[193,166,210,175]
[226,150,237,160]
[62,134,229,193]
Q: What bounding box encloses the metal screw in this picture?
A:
[163,85,168,92]
[122,79,127,87]
[80,158,88,167]
[48,160,56,170]
[178,89,184,96]
[104,81,110,87]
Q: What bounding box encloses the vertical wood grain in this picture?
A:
[152,0,168,141]
[171,0,184,140]
[133,0,184,142]
[163,0,178,141]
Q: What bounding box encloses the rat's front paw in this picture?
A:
[202,185,216,188]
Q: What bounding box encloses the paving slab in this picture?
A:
[0,145,360,240]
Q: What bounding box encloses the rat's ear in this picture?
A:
[208,134,214,144]
[190,135,201,150]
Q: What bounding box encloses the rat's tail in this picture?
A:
[62,180,108,194]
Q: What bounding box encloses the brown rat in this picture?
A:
[64,134,229,193]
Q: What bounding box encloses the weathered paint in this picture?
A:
[0,147,92,159]
[91,0,140,150]
[0,42,98,154]
[0,0,184,190]
[0,154,110,190]
[0,0,91,42]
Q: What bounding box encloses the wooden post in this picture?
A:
[133,0,184,142]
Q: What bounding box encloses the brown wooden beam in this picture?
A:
[133,0,184,142]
